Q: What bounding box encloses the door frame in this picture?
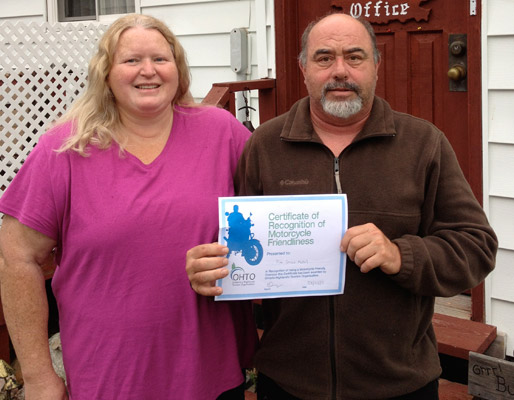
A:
[273,0,485,322]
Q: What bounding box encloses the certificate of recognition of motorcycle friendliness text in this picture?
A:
[215,194,347,301]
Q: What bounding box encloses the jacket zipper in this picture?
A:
[331,156,340,398]
[329,297,337,399]
[334,157,342,194]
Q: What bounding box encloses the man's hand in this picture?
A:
[340,223,401,275]
[186,243,230,296]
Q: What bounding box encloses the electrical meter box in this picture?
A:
[230,28,248,74]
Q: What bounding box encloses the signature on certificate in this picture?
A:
[267,281,283,289]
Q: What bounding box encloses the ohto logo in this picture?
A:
[230,264,256,281]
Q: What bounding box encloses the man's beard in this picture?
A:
[321,81,363,119]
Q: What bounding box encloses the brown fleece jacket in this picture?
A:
[235,96,497,400]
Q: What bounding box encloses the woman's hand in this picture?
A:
[186,243,230,296]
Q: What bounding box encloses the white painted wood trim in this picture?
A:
[255,0,268,78]
[481,0,493,325]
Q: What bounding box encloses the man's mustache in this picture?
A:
[323,81,361,95]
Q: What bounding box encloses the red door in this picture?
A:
[274,0,485,321]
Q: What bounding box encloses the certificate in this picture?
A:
[215,194,347,301]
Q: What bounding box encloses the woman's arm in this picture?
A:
[0,215,67,400]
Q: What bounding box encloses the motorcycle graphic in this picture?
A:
[224,205,263,265]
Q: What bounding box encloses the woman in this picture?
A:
[0,14,256,400]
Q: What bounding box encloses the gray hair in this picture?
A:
[298,13,381,67]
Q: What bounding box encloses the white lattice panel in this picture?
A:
[0,22,107,193]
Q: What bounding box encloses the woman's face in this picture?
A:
[107,26,179,120]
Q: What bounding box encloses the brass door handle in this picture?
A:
[448,65,467,81]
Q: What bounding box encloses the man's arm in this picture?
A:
[366,135,497,298]
[0,215,67,400]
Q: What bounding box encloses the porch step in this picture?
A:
[439,379,472,400]
[245,380,469,399]
[433,313,497,359]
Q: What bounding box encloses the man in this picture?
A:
[186,13,497,400]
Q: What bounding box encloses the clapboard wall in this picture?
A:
[483,0,514,358]
[1,0,45,22]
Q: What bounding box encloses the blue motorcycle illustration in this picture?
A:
[225,205,263,265]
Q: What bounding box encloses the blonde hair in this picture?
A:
[57,14,193,155]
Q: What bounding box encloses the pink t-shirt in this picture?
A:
[0,106,256,399]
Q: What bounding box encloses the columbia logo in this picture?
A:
[280,179,310,186]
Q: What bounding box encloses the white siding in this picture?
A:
[487,37,514,89]
[489,144,514,198]
[1,0,45,20]
[483,0,514,357]
[491,249,514,303]
[0,15,46,23]
[487,0,514,35]
[488,91,514,144]
[143,0,226,6]
[143,1,252,36]
[189,66,240,98]
[491,299,514,357]
[179,34,230,66]
[489,197,514,251]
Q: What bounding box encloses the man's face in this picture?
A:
[300,14,380,122]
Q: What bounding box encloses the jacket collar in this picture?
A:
[280,96,397,143]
